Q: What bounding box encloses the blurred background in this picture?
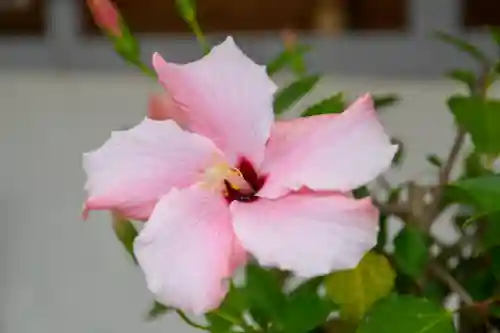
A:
[2,1,500,333]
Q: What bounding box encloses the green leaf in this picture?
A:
[422,279,449,303]
[281,277,337,333]
[111,213,138,264]
[393,225,430,278]
[357,295,456,333]
[244,264,286,324]
[455,256,496,301]
[426,154,443,168]
[373,94,400,109]
[266,45,311,76]
[489,26,500,46]
[450,175,500,213]
[445,69,476,92]
[482,212,500,249]
[175,0,196,22]
[147,301,172,320]
[205,285,246,332]
[325,252,396,321]
[448,96,500,154]
[301,93,345,117]
[464,152,494,178]
[274,75,320,115]
[434,31,489,65]
[391,138,404,167]
[353,186,370,199]
[490,246,500,280]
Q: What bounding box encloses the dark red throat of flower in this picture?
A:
[224,157,266,203]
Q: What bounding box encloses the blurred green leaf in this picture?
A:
[147,301,172,320]
[274,75,320,115]
[373,94,400,109]
[427,154,443,168]
[325,252,395,322]
[111,213,138,264]
[281,277,337,333]
[353,186,370,199]
[244,264,286,324]
[175,0,196,22]
[393,225,430,278]
[488,302,500,318]
[445,69,476,92]
[453,214,471,232]
[391,138,404,167]
[435,31,489,65]
[267,45,312,76]
[490,246,500,280]
[301,93,345,117]
[450,175,500,213]
[489,26,500,46]
[482,213,500,249]
[448,96,500,154]
[422,279,449,303]
[464,152,494,178]
[455,256,496,301]
[205,285,246,332]
[357,295,456,333]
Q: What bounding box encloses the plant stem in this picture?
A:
[429,128,466,220]
[136,62,157,79]
[175,310,210,331]
[428,263,474,305]
[189,20,210,55]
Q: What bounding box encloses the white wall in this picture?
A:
[0,70,491,333]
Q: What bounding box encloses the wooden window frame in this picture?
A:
[0,0,497,78]
[0,0,44,36]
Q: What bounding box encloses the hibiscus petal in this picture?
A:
[134,187,237,314]
[83,118,220,220]
[231,192,379,277]
[147,93,189,129]
[152,37,277,166]
[258,94,398,198]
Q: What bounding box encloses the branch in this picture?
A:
[373,200,409,218]
[428,262,474,305]
[428,128,466,220]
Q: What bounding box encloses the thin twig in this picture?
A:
[373,200,408,218]
[428,263,474,305]
[429,129,466,220]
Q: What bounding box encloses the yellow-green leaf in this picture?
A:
[325,252,395,322]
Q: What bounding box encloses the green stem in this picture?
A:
[175,310,210,331]
[189,20,210,55]
[134,61,157,79]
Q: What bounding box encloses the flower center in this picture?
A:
[202,157,266,203]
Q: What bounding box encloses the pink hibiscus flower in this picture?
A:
[83,37,397,314]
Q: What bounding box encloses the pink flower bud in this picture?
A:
[87,0,121,37]
[281,29,298,50]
